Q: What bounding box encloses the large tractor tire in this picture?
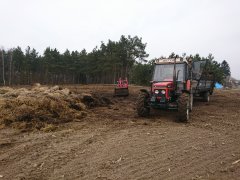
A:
[178,93,190,122]
[203,91,210,102]
[136,92,150,117]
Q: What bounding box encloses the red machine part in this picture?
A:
[117,78,128,88]
[186,80,191,91]
[152,81,174,100]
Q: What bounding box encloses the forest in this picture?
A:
[0,35,230,86]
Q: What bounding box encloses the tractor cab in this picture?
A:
[150,58,189,108]
[153,62,186,82]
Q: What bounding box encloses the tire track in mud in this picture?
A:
[0,125,118,179]
[43,124,239,180]
[75,89,240,180]
[89,127,237,179]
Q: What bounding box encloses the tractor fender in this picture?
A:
[140,89,150,97]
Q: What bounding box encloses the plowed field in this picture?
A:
[0,85,240,180]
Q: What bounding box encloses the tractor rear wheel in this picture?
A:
[136,92,150,117]
[203,91,210,102]
[178,93,190,122]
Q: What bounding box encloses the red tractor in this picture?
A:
[114,78,129,96]
[136,58,214,121]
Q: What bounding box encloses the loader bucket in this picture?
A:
[114,88,129,96]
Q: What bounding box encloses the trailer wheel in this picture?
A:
[203,91,210,102]
[136,92,150,117]
[178,93,190,122]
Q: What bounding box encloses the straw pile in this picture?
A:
[0,85,105,131]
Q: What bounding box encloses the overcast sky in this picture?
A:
[0,0,239,78]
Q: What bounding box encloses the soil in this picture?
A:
[0,84,240,180]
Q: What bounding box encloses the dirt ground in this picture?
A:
[0,85,240,180]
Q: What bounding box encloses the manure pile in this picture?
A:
[0,85,111,131]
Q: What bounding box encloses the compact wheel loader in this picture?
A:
[114,78,129,96]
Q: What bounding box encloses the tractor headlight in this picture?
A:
[161,90,166,94]
[154,90,159,94]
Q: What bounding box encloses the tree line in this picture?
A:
[0,35,148,85]
[0,35,230,86]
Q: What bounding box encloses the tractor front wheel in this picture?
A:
[136,92,150,117]
[178,93,190,122]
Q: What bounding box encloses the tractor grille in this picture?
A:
[153,89,167,103]
[154,89,166,97]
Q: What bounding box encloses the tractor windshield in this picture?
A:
[153,64,185,82]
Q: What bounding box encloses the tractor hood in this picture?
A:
[152,81,173,88]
